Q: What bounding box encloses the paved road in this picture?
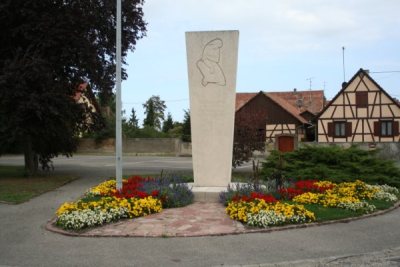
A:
[0,155,253,176]
[0,155,400,266]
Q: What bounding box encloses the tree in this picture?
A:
[181,110,191,142]
[128,108,139,129]
[232,110,267,167]
[162,113,174,133]
[143,95,166,131]
[168,122,183,138]
[122,108,139,137]
[0,0,147,174]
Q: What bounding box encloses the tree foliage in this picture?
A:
[122,108,140,138]
[128,108,139,130]
[181,109,191,142]
[162,113,174,133]
[143,95,166,131]
[0,0,146,173]
[232,110,267,167]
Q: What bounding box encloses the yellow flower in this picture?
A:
[88,179,128,196]
[56,202,78,216]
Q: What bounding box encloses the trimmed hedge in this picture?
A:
[261,145,400,188]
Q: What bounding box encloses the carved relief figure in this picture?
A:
[196,38,226,87]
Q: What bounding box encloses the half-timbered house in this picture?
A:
[317,69,400,143]
[235,90,325,152]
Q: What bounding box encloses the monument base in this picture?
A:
[189,183,233,202]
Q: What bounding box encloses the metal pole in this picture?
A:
[342,46,346,82]
[116,0,122,190]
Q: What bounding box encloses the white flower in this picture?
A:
[56,207,128,230]
[373,191,398,202]
[337,201,376,213]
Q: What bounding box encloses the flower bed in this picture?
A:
[292,180,398,212]
[223,180,399,228]
[55,175,193,230]
[226,199,315,226]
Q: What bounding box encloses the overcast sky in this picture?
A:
[121,0,400,124]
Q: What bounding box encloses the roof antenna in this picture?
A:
[342,46,346,82]
[306,77,314,108]
[306,77,314,90]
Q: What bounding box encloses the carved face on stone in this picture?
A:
[202,38,223,62]
[196,38,226,87]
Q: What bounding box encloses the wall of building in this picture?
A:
[318,72,400,143]
[77,138,192,156]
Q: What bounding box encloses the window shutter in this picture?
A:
[346,122,352,137]
[356,93,361,106]
[356,92,368,107]
[393,121,399,136]
[327,122,334,137]
[374,121,380,136]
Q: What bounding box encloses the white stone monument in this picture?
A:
[185,30,239,195]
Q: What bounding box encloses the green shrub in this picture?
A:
[261,145,400,187]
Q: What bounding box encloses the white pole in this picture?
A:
[116,0,123,190]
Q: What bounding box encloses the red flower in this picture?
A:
[231,192,277,203]
[112,175,156,199]
[278,188,304,200]
[278,179,335,200]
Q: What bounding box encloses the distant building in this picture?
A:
[316,69,400,143]
[73,83,101,127]
[235,90,325,152]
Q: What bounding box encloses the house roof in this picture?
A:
[266,93,308,123]
[267,90,325,114]
[235,92,258,111]
[316,68,400,118]
[236,89,325,124]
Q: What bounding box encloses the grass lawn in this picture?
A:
[303,204,365,222]
[303,199,396,222]
[0,165,77,204]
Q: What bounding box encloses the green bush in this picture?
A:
[261,145,400,187]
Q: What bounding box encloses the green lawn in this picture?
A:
[293,198,396,222]
[0,165,77,204]
[304,204,366,221]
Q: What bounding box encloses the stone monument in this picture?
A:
[185,30,239,196]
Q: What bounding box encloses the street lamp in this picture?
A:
[115,0,122,190]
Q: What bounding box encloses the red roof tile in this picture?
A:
[235,92,258,111]
[266,93,307,123]
[235,90,325,124]
[267,90,325,114]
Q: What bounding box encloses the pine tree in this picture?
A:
[128,108,139,129]
[181,110,191,142]
[143,95,166,131]
[162,113,174,133]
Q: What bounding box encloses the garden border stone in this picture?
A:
[45,200,400,238]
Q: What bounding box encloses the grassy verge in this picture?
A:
[304,204,365,221]
[302,199,397,222]
[0,165,77,204]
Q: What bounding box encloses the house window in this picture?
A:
[328,121,352,138]
[374,120,399,137]
[334,122,346,137]
[356,92,368,107]
[381,121,393,137]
